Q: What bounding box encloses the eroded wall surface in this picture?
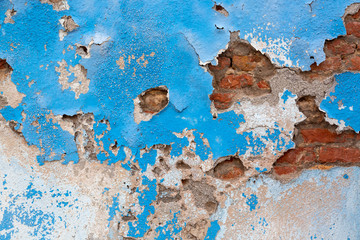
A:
[0,0,360,239]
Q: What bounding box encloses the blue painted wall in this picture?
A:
[0,0,359,239]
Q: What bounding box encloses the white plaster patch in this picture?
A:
[230,89,305,170]
[244,32,293,67]
[0,150,93,239]
[235,90,304,136]
[116,52,155,73]
[0,67,25,109]
[216,168,359,239]
[116,56,125,70]
[324,117,350,133]
[58,16,79,41]
[40,0,70,11]
[55,60,90,99]
[4,9,16,24]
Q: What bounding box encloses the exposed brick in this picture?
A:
[301,129,356,144]
[347,10,360,21]
[213,101,232,110]
[273,166,297,176]
[214,157,244,180]
[257,80,271,90]
[310,57,342,72]
[209,92,233,103]
[345,55,360,71]
[232,55,260,71]
[216,166,244,180]
[345,21,360,38]
[276,147,316,165]
[301,128,339,143]
[324,38,356,56]
[208,57,231,71]
[210,92,234,109]
[341,132,357,141]
[219,74,253,89]
[319,147,360,163]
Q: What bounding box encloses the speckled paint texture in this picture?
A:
[0,0,360,239]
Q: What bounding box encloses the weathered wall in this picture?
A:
[0,0,360,239]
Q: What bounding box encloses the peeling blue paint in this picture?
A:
[281,89,297,104]
[155,211,183,240]
[320,73,360,132]
[0,0,359,238]
[243,193,259,212]
[205,220,221,240]
[255,167,268,173]
[107,194,120,223]
[127,176,157,238]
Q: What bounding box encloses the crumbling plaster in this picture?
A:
[0,0,360,239]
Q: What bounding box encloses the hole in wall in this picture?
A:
[212,155,245,180]
[212,3,229,17]
[139,86,169,114]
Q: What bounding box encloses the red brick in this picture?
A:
[217,166,244,180]
[348,10,360,21]
[345,55,360,71]
[210,92,234,110]
[276,147,316,165]
[324,38,356,56]
[208,57,231,71]
[301,128,339,143]
[310,57,342,72]
[319,147,360,163]
[219,74,253,89]
[345,21,360,38]
[273,166,297,176]
[338,132,356,142]
[209,92,233,103]
[213,101,232,110]
[302,129,356,144]
[232,55,260,71]
[214,157,244,180]
[356,134,360,141]
[257,80,271,90]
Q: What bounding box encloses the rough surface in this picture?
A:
[0,1,360,239]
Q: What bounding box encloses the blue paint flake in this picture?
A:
[107,194,120,223]
[0,184,73,239]
[255,167,267,173]
[243,193,259,212]
[0,0,359,238]
[127,176,157,238]
[204,220,221,240]
[281,89,296,104]
[155,211,182,240]
[320,72,360,132]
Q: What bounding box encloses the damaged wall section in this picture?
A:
[0,1,360,240]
